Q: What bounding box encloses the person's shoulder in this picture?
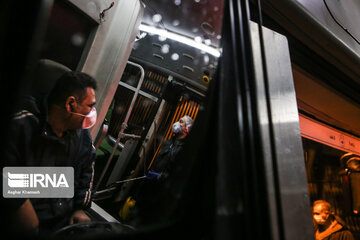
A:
[11,109,40,130]
[341,229,355,238]
[332,228,355,240]
[8,104,42,143]
[161,138,172,146]
[76,129,95,149]
[11,95,43,123]
[14,95,43,113]
[175,137,186,145]
[77,129,92,140]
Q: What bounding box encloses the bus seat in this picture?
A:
[31,59,71,96]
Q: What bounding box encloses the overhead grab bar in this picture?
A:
[95,61,145,191]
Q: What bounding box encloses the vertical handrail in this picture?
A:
[95,61,145,191]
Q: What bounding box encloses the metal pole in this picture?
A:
[95,61,145,191]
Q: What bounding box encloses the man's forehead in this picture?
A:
[83,87,96,102]
[86,87,95,96]
[313,203,328,212]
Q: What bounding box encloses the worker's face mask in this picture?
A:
[313,209,330,225]
[313,214,327,225]
[172,121,182,134]
[71,107,97,129]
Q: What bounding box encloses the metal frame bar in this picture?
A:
[118,81,158,102]
[95,61,145,191]
[250,18,314,240]
[89,201,120,223]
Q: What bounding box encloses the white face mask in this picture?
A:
[172,121,182,133]
[313,215,326,225]
[71,107,97,129]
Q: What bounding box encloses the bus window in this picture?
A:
[39,0,97,70]
[292,51,360,239]
[303,137,360,239]
[91,0,224,231]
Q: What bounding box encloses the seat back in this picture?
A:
[31,59,71,96]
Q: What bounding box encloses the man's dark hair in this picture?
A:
[48,71,97,106]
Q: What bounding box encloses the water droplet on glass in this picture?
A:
[152,14,162,23]
[204,39,211,46]
[72,33,85,46]
[204,55,210,64]
[192,27,199,33]
[161,44,170,54]
[172,20,180,26]
[194,36,202,43]
[158,35,167,41]
[174,0,181,6]
[171,53,180,61]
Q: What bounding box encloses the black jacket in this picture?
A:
[151,137,185,176]
[130,137,185,226]
[3,95,96,233]
[315,215,355,240]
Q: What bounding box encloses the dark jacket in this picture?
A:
[3,95,96,233]
[130,137,186,226]
[315,215,355,240]
[151,137,185,177]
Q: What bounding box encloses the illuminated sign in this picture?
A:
[299,114,360,155]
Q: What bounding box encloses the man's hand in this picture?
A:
[69,210,91,225]
[15,199,39,235]
[146,170,161,180]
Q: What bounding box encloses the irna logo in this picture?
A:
[7,172,69,188]
[3,167,74,198]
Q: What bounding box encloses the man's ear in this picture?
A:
[65,96,76,112]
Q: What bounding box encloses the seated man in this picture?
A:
[147,115,193,180]
[126,115,193,226]
[312,200,354,240]
[4,71,98,236]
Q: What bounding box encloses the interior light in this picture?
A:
[139,24,221,57]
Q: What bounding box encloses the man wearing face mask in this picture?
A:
[4,71,97,236]
[147,115,193,180]
[125,116,193,225]
[312,200,354,240]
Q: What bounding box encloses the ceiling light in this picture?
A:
[139,24,221,57]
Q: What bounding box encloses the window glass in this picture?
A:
[40,0,97,70]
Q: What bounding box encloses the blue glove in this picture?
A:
[146,170,161,180]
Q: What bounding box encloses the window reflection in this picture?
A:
[93,0,224,231]
[303,138,360,239]
[39,0,97,70]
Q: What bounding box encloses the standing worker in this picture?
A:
[312,200,355,240]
